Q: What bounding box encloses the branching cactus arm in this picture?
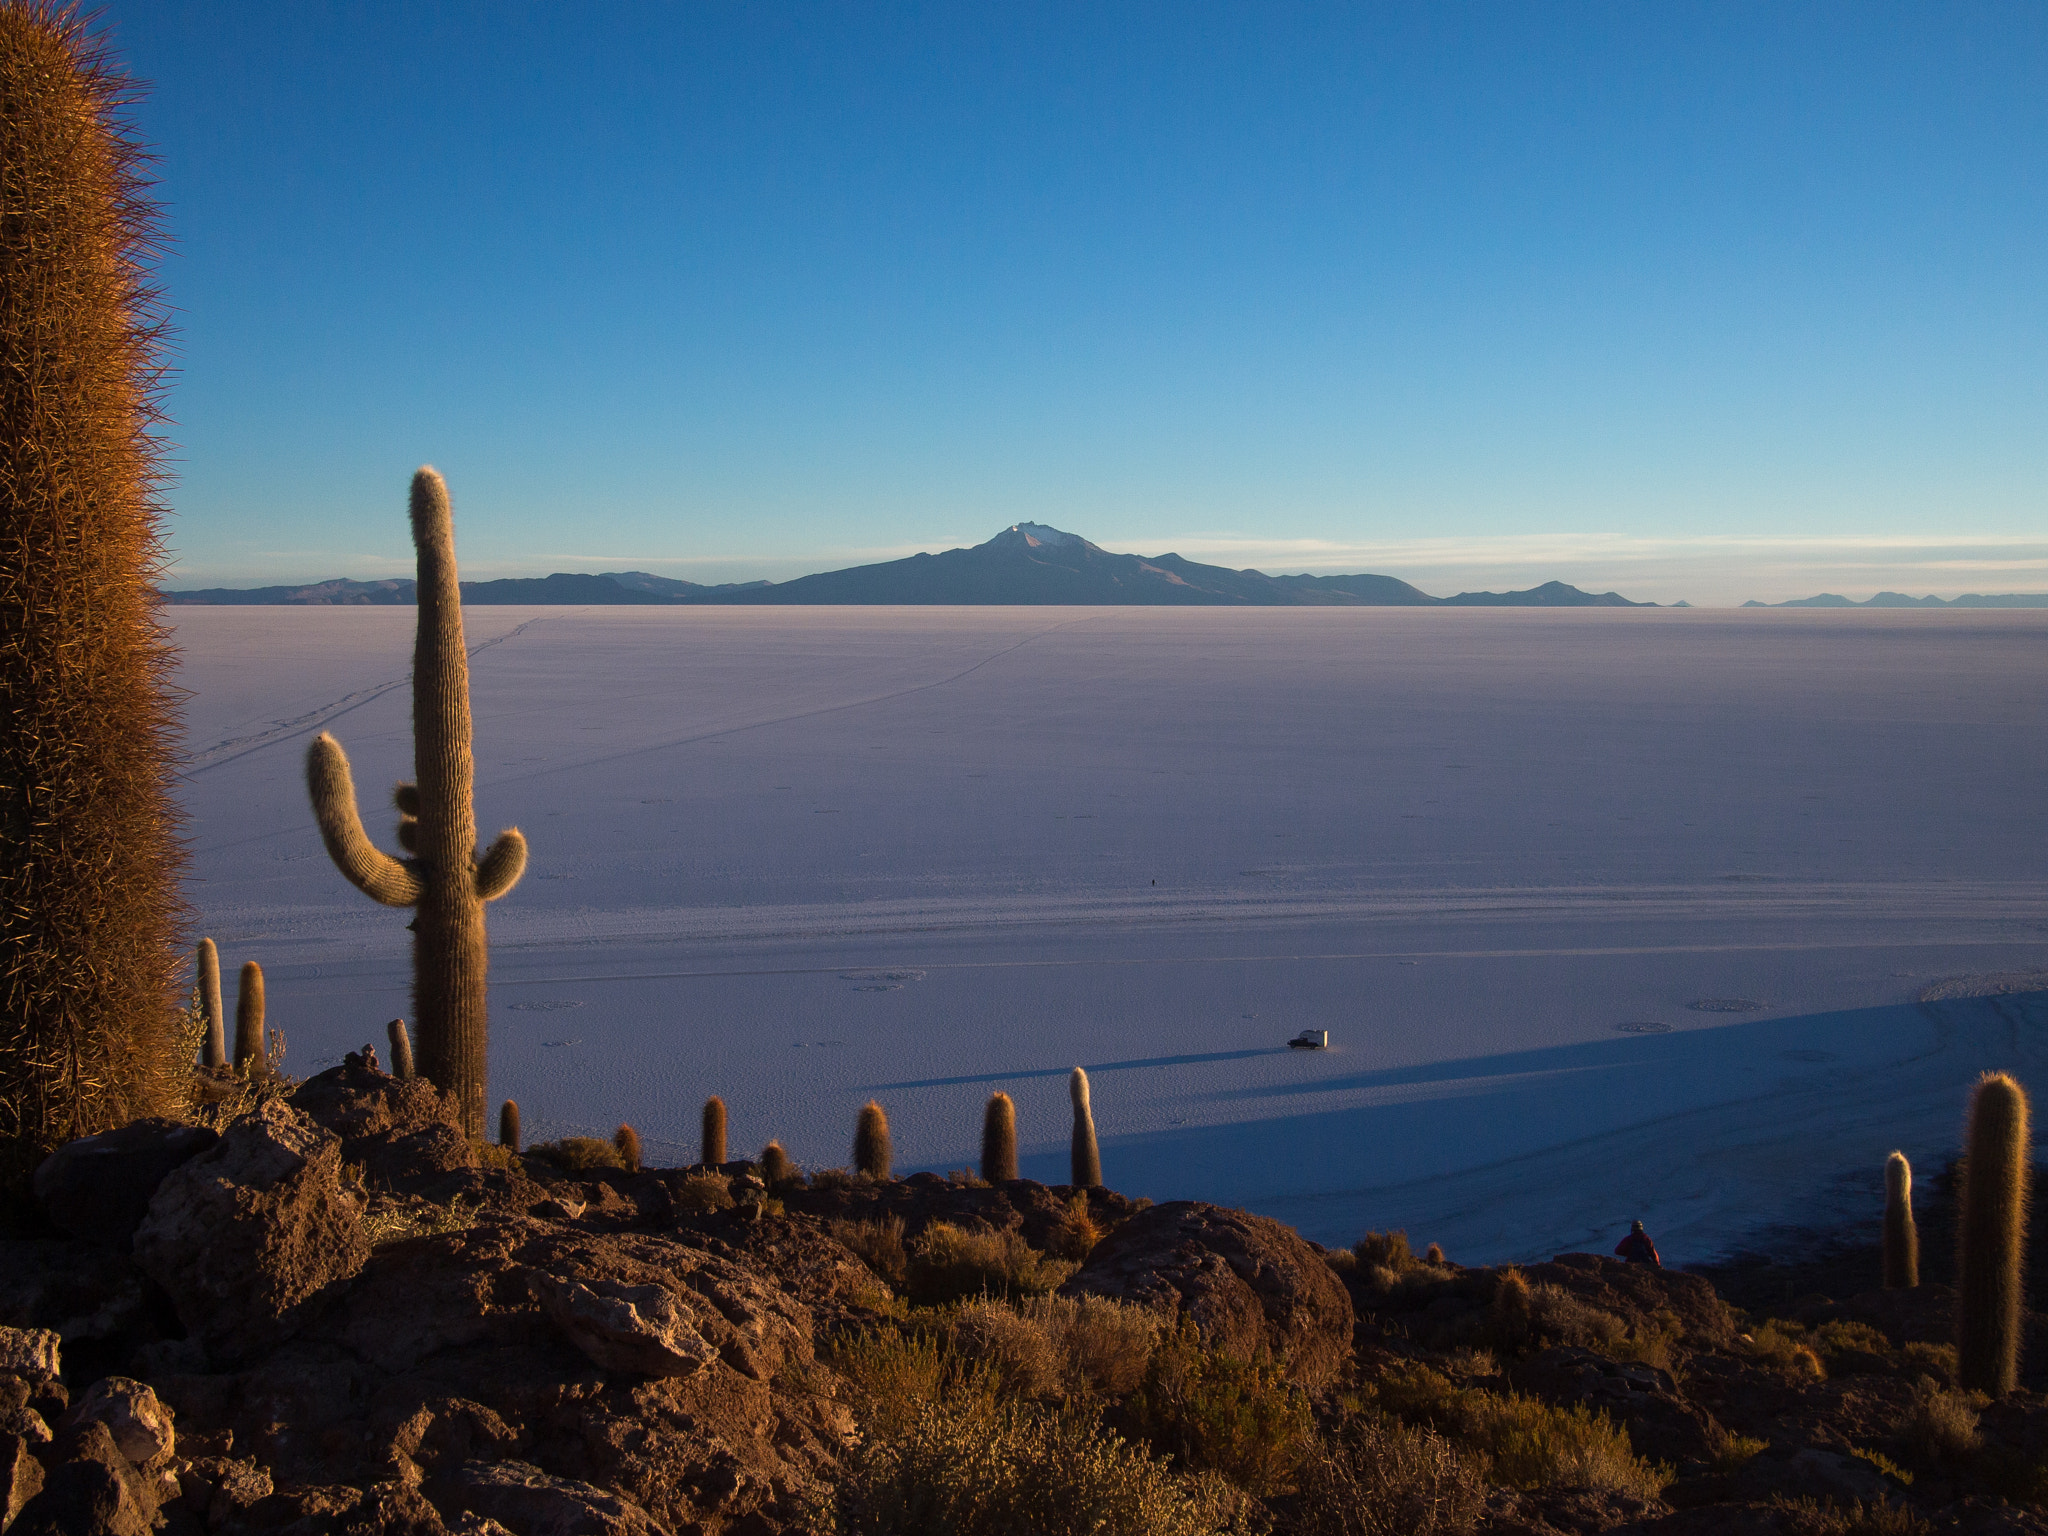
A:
[306,733,423,907]
[474,828,528,901]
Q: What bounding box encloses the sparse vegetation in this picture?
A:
[906,1219,1076,1304]
[832,1214,910,1288]
[528,1136,625,1173]
[1125,1323,1315,1496]
[1294,1412,1485,1536]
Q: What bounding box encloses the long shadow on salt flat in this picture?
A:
[1029,991,2048,1261]
[1197,1000,1954,1104]
[867,1048,1290,1092]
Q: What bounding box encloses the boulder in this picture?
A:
[443,1460,674,1536]
[30,1119,218,1250]
[532,1276,719,1379]
[291,1055,480,1195]
[0,1245,151,1361]
[1058,1200,1354,1387]
[2,1432,44,1528]
[1509,1347,1722,1464]
[61,1377,174,1470]
[0,1328,58,1382]
[7,1420,156,1536]
[132,1098,368,1363]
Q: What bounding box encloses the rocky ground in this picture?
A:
[3,1053,2048,1535]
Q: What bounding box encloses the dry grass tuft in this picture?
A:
[1048,1192,1104,1260]
[907,1220,1075,1304]
[831,1214,910,1288]
[672,1171,733,1212]
[1900,1380,1984,1464]
[1295,1412,1486,1536]
[528,1136,625,1173]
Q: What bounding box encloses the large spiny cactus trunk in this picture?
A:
[306,468,525,1138]
[0,5,186,1188]
[409,471,491,1134]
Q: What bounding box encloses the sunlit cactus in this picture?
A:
[1884,1150,1919,1290]
[1957,1073,2030,1395]
[0,4,187,1185]
[387,1018,415,1080]
[614,1123,642,1174]
[854,1101,892,1180]
[305,468,528,1136]
[1069,1067,1102,1188]
[702,1096,727,1167]
[197,940,226,1070]
[981,1091,1017,1182]
[233,962,266,1074]
[761,1141,793,1185]
[498,1099,521,1154]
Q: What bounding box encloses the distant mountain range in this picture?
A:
[1741,591,2048,609]
[161,524,1649,608]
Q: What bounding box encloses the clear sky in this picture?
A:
[104,2,2045,604]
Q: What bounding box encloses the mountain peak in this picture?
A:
[985,522,1092,552]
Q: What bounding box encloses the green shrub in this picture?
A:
[528,1136,625,1172]
[1294,1412,1485,1536]
[1812,1319,1893,1375]
[1124,1323,1315,1497]
[906,1220,1075,1305]
[1899,1341,1957,1387]
[1704,1420,1767,1474]
[950,1300,1060,1397]
[829,1400,1243,1536]
[1746,1319,1824,1377]
[1039,1294,1162,1399]
[826,1327,997,1441]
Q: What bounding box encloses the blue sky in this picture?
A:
[105,3,2045,603]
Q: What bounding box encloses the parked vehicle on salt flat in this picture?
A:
[1288,1029,1328,1050]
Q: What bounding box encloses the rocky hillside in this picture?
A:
[2,1054,2045,1535]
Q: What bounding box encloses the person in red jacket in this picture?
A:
[1614,1220,1661,1267]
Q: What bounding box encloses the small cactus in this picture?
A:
[1069,1067,1102,1188]
[981,1091,1018,1182]
[196,940,226,1070]
[386,1018,415,1080]
[233,962,266,1074]
[702,1096,727,1168]
[1491,1267,1533,1350]
[1957,1073,2030,1395]
[498,1099,521,1153]
[1884,1150,1919,1290]
[761,1140,793,1185]
[854,1101,892,1180]
[1425,1242,1446,1265]
[614,1123,642,1174]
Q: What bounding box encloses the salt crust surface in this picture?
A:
[170,606,2048,1263]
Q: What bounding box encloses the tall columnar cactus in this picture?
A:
[854,1101,892,1179]
[498,1099,521,1154]
[196,940,226,1070]
[982,1091,1018,1182]
[0,5,187,1185]
[1956,1073,2031,1395]
[306,468,527,1137]
[1070,1067,1102,1188]
[1884,1150,1919,1290]
[233,962,266,1074]
[702,1096,727,1167]
[386,1018,415,1081]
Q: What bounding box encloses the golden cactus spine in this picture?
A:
[306,468,527,1137]
[0,5,186,1184]
[981,1091,1017,1182]
[1957,1073,2030,1395]
[1070,1067,1102,1188]
[197,940,226,1070]
[702,1096,727,1167]
[233,962,266,1074]
[1884,1150,1918,1290]
[854,1101,891,1179]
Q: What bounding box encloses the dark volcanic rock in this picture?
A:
[1510,1346,1722,1464]
[441,1459,672,1535]
[132,1099,369,1364]
[1058,1199,1353,1387]
[291,1054,481,1197]
[1528,1254,1742,1350]
[30,1119,218,1250]
[10,1419,157,1536]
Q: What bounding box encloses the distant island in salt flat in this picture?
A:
[161,523,1653,608]
[1741,591,2048,609]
